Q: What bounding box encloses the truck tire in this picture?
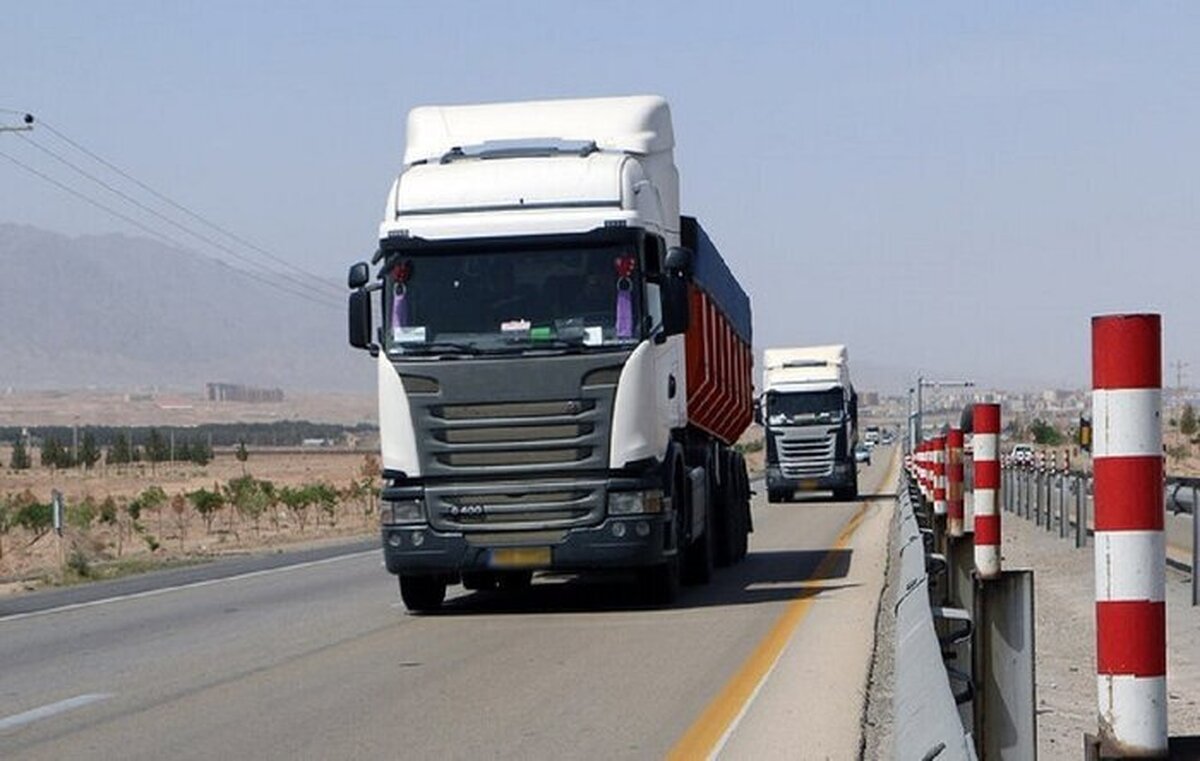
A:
[399,575,446,612]
[834,470,859,502]
[683,467,714,585]
[462,572,497,591]
[714,451,737,568]
[639,554,681,605]
[497,570,533,591]
[640,465,686,605]
[733,453,751,561]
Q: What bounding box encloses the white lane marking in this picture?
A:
[0,693,114,733]
[0,550,378,624]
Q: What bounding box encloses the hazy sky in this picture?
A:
[3,2,1198,392]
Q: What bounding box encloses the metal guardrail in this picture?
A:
[1001,464,1199,606]
[894,476,979,761]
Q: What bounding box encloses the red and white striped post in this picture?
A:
[932,434,947,516]
[1092,313,1167,756]
[947,427,965,537]
[917,441,929,501]
[973,403,1001,579]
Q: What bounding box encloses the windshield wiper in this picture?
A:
[397,341,481,356]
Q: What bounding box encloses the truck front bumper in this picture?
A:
[766,462,854,492]
[380,514,671,575]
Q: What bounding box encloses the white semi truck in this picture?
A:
[760,345,860,502]
[347,96,755,610]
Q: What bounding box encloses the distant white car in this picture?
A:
[1008,444,1035,465]
[854,443,872,465]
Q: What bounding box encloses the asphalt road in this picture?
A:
[0,451,896,760]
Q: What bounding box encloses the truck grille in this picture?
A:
[426,481,605,531]
[776,431,836,478]
[426,400,600,471]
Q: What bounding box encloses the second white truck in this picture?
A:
[760,345,860,502]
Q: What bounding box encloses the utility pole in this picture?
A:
[1171,360,1188,412]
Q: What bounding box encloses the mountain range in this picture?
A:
[0,224,370,392]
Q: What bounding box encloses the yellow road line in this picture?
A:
[667,451,900,760]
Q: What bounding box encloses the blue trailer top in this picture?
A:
[682,216,752,345]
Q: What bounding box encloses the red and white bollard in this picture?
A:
[932,434,947,516]
[918,441,930,501]
[973,403,1001,579]
[947,427,964,537]
[1092,313,1167,755]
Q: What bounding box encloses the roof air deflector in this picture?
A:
[439,139,599,164]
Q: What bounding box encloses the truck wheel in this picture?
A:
[714,452,737,569]
[497,571,533,591]
[462,572,497,591]
[835,472,859,502]
[639,554,681,605]
[399,575,446,612]
[684,495,714,585]
[734,457,751,561]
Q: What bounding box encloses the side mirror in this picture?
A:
[348,262,370,289]
[664,246,692,276]
[661,273,689,337]
[660,246,693,338]
[348,289,373,350]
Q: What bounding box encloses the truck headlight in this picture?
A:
[608,490,664,516]
[382,498,424,525]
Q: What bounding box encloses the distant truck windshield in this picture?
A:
[382,244,658,355]
[766,389,843,422]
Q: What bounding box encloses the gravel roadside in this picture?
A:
[861,491,1198,761]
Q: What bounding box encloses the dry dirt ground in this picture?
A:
[0,447,380,596]
[0,388,376,427]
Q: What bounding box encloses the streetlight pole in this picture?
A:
[913,376,974,442]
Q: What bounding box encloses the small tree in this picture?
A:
[78,432,101,470]
[67,497,97,532]
[190,439,212,466]
[106,433,132,467]
[278,486,311,532]
[187,488,224,535]
[170,492,188,550]
[139,485,168,535]
[0,495,11,560]
[235,440,249,476]
[1181,403,1198,437]
[1029,418,1065,446]
[308,482,339,528]
[226,476,269,536]
[10,437,31,470]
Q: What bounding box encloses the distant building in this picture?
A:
[205,383,284,403]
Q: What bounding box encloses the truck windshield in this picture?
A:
[381,245,650,355]
[767,389,844,423]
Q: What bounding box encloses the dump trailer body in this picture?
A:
[682,217,753,446]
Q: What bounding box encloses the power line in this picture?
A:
[15,132,340,304]
[0,147,340,310]
[35,120,343,297]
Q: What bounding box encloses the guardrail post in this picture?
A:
[1076,472,1088,549]
[933,434,948,519]
[974,404,1001,580]
[1088,313,1167,757]
[1059,456,1069,539]
[1193,482,1199,607]
[948,427,965,538]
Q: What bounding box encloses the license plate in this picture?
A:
[489,547,551,569]
[800,479,819,490]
